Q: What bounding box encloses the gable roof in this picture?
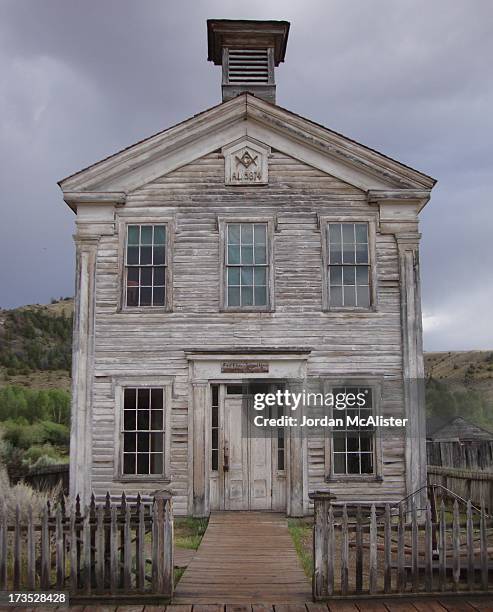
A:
[59,93,436,209]
[427,416,493,441]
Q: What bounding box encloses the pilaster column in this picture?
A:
[70,235,99,505]
[396,233,427,505]
[191,382,209,516]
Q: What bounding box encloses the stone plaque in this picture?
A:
[221,361,269,374]
[222,137,270,186]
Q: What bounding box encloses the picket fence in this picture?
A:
[310,490,492,600]
[0,491,173,600]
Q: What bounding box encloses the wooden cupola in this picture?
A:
[207,19,290,105]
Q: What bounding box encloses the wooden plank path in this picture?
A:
[174,511,311,603]
[5,596,493,611]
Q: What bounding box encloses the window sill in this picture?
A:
[323,307,376,314]
[115,476,171,483]
[325,475,383,483]
[118,307,172,314]
[220,307,274,313]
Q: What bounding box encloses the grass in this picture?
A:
[288,518,313,578]
[174,517,209,550]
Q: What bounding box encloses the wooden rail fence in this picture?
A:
[310,491,493,601]
[428,466,493,513]
[0,491,173,600]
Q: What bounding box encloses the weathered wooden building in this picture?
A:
[59,20,436,516]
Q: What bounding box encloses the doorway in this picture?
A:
[209,383,287,511]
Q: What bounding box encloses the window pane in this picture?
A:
[153,287,165,306]
[329,244,342,264]
[228,267,240,286]
[357,285,370,308]
[123,454,136,474]
[228,245,240,265]
[127,246,139,265]
[241,224,253,244]
[254,245,266,264]
[151,432,163,452]
[356,243,369,264]
[330,266,342,285]
[333,434,346,452]
[328,224,341,244]
[140,287,152,306]
[347,454,361,474]
[124,388,136,409]
[212,428,218,450]
[241,266,253,286]
[241,245,253,265]
[154,266,165,285]
[228,287,240,307]
[355,224,368,243]
[343,266,355,286]
[137,433,149,452]
[343,286,356,307]
[254,267,267,285]
[137,410,149,430]
[151,388,163,411]
[138,388,150,410]
[228,224,240,245]
[347,436,359,452]
[360,453,373,474]
[140,246,152,265]
[356,266,369,285]
[127,287,138,307]
[212,449,218,471]
[360,435,372,452]
[342,243,355,264]
[254,224,266,244]
[153,246,165,265]
[137,454,149,474]
[334,454,345,474]
[128,267,139,284]
[141,226,153,245]
[254,286,267,306]
[141,267,152,286]
[151,410,163,429]
[154,225,166,245]
[342,224,355,244]
[124,432,136,452]
[124,410,136,430]
[150,453,163,474]
[278,449,285,471]
[330,286,343,307]
[241,286,253,306]
[128,226,139,245]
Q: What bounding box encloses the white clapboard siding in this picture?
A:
[90,150,406,512]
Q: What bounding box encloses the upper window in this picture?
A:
[225,222,269,309]
[122,387,165,476]
[125,224,167,308]
[327,222,370,308]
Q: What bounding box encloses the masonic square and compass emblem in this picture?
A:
[222,137,270,186]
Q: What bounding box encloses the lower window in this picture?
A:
[332,386,375,475]
[122,387,165,476]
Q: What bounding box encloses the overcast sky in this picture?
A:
[0,0,491,351]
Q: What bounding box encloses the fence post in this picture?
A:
[153,490,174,598]
[309,490,336,601]
[0,499,6,590]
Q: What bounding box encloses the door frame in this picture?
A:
[186,351,310,517]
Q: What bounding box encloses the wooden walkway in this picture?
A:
[24,597,493,610]
[174,511,311,603]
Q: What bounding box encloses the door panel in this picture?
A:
[249,423,272,510]
[224,397,248,510]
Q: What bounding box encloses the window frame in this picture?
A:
[113,376,173,482]
[323,378,383,483]
[320,215,378,312]
[118,215,174,313]
[218,217,275,312]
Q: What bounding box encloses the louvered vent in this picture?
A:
[228,49,269,84]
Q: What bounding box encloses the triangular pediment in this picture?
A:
[59,93,435,204]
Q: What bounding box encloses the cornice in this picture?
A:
[64,191,126,211]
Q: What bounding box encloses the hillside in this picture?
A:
[425,351,493,401]
[0,299,73,391]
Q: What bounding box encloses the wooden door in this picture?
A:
[249,415,272,509]
[224,396,249,510]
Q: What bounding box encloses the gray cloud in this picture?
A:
[0,0,492,350]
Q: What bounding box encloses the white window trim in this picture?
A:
[323,378,383,482]
[113,375,173,483]
[320,214,378,312]
[218,216,275,312]
[117,215,174,313]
